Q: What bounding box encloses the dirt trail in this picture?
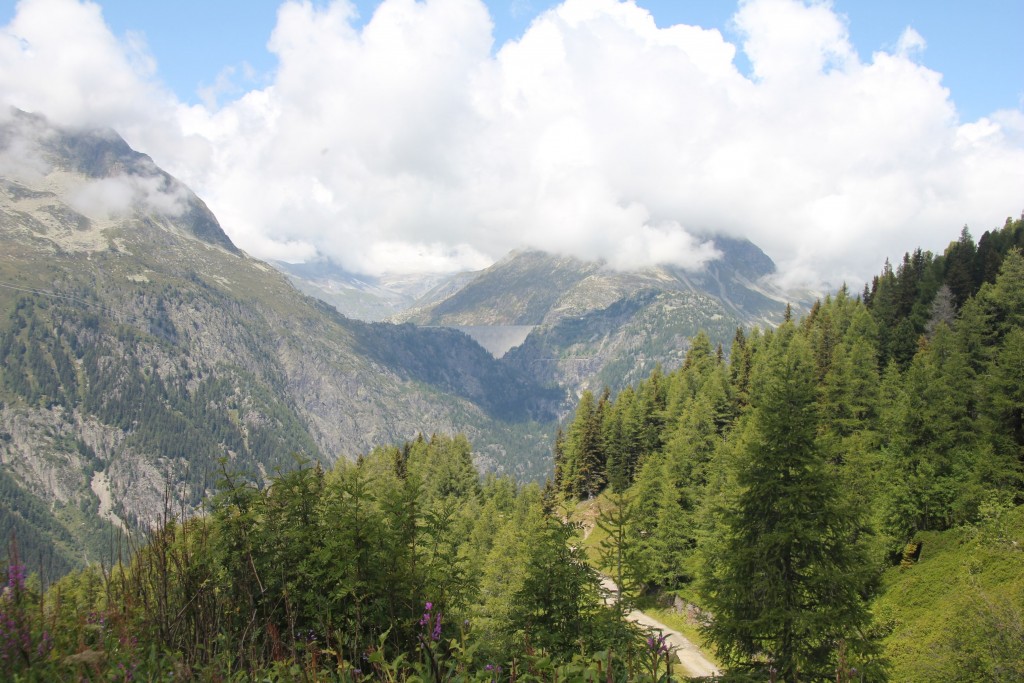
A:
[600,576,720,679]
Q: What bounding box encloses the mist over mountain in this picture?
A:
[0,110,558,574]
[399,241,784,326]
[389,240,797,394]
[0,108,235,253]
[270,258,475,323]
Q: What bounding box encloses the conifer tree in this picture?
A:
[601,399,629,492]
[625,451,666,588]
[552,427,566,491]
[562,390,606,498]
[925,284,957,338]
[625,368,666,461]
[511,509,601,657]
[729,327,753,408]
[595,490,643,608]
[701,328,877,681]
[979,248,1024,342]
[879,323,984,541]
[656,368,734,588]
[619,387,646,483]
[944,226,978,307]
[986,328,1024,473]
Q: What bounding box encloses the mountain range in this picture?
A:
[393,242,798,394]
[0,108,795,575]
[283,226,803,394]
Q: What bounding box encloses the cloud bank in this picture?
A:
[2,0,1022,286]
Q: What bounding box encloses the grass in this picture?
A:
[561,490,617,569]
[872,503,1024,682]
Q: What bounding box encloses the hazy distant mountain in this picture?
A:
[272,258,476,322]
[0,110,557,575]
[400,241,787,327]
[278,239,802,385]
[397,244,798,395]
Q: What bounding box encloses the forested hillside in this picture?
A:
[2,107,1021,678]
[555,216,1024,680]
[1,436,677,681]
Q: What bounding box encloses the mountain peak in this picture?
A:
[0,107,237,253]
[398,241,785,328]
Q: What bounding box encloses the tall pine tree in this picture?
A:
[701,327,879,681]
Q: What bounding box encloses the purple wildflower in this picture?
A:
[432,612,442,641]
[35,630,51,657]
[647,632,670,655]
[5,565,25,592]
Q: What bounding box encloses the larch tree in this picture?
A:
[562,389,606,498]
[701,326,880,681]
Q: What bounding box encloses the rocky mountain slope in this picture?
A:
[0,110,556,576]
[400,241,785,328]
[398,245,796,395]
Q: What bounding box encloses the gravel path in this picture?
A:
[600,576,720,679]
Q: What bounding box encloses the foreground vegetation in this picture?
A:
[1,434,689,681]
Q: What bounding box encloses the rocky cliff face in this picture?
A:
[0,110,556,576]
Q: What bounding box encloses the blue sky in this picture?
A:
[4,0,1019,122]
[1,0,1022,286]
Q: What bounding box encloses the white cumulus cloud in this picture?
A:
[1,0,1022,286]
